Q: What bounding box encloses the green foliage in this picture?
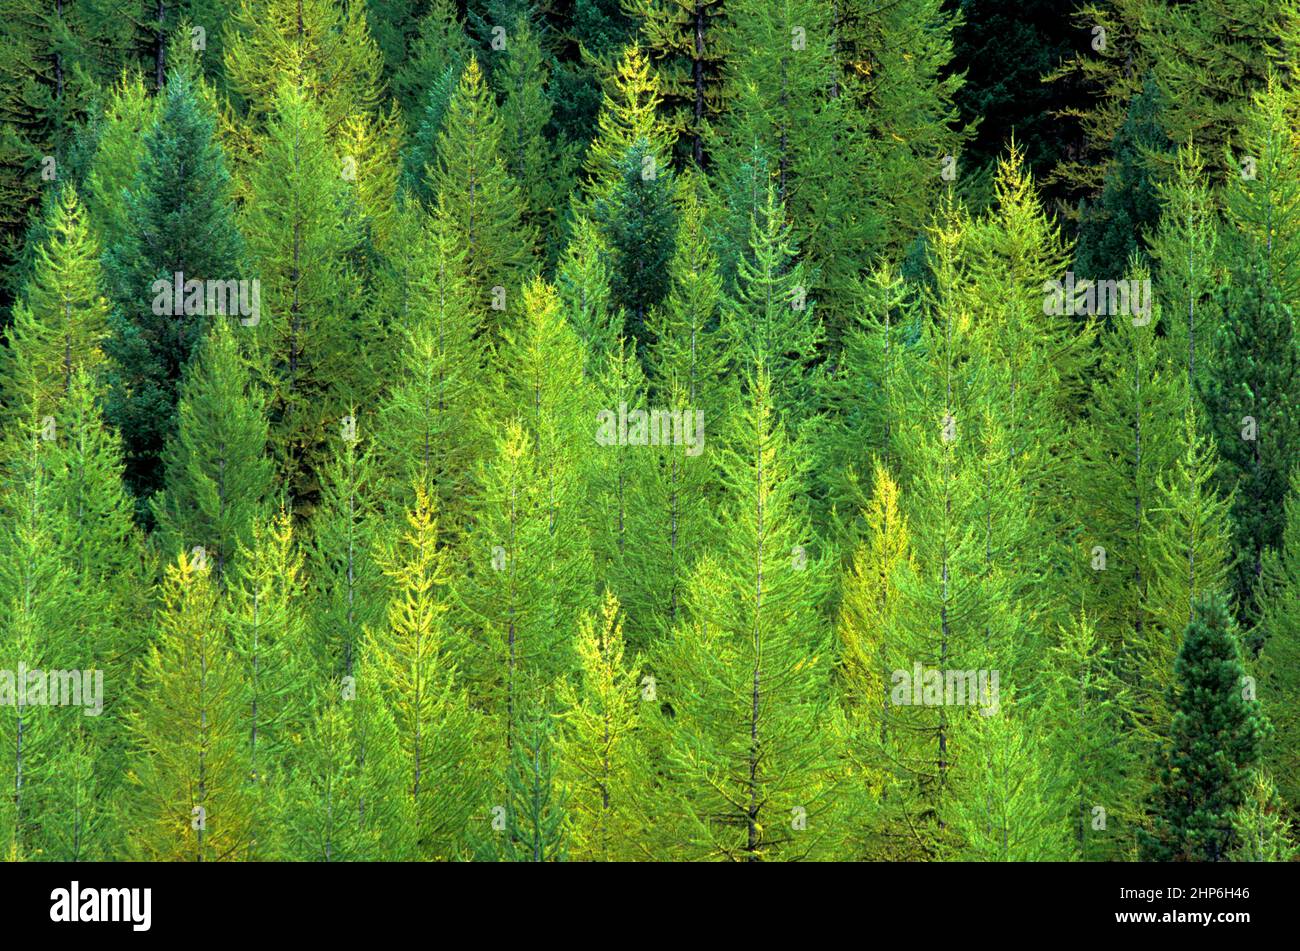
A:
[0,0,1295,867]
[128,552,253,860]
[1074,74,1172,280]
[432,57,535,332]
[554,591,644,860]
[2,184,110,420]
[1258,471,1300,807]
[592,138,677,348]
[369,486,486,858]
[1139,595,1271,861]
[242,82,370,509]
[652,366,842,861]
[102,68,243,506]
[152,319,274,577]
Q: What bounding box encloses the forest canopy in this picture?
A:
[0,0,1297,862]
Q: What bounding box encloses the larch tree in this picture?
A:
[242,81,370,509]
[151,319,274,580]
[720,183,824,434]
[1147,143,1220,400]
[457,421,588,762]
[369,485,486,859]
[652,365,843,861]
[432,56,535,334]
[714,0,871,329]
[375,205,487,536]
[841,0,967,260]
[1257,470,1300,808]
[222,0,384,137]
[0,417,77,861]
[227,507,311,848]
[1039,611,1139,861]
[554,590,646,861]
[946,698,1072,862]
[128,551,254,861]
[624,0,730,166]
[306,418,386,682]
[1,184,110,421]
[1074,284,1183,666]
[81,73,158,255]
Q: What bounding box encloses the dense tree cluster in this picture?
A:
[0,0,1296,861]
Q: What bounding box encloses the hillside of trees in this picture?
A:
[0,0,1297,861]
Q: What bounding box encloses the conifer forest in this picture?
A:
[0,0,1298,865]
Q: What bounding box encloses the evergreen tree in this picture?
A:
[1197,253,1300,624]
[838,459,912,735]
[714,0,871,327]
[272,662,418,861]
[46,368,148,742]
[585,335,654,638]
[365,0,430,91]
[496,279,595,628]
[591,137,677,348]
[816,268,915,539]
[272,699,363,860]
[547,0,637,150]
[1074,75,1172,281]
[647,172,729,423]
[102,67,243,505]
[883,210,998,855]
[457,421,588,760]
[1141,1,1297,180]
[393,0,472,125]
[1140,595,1270,861]
[1075,287,1183,662]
